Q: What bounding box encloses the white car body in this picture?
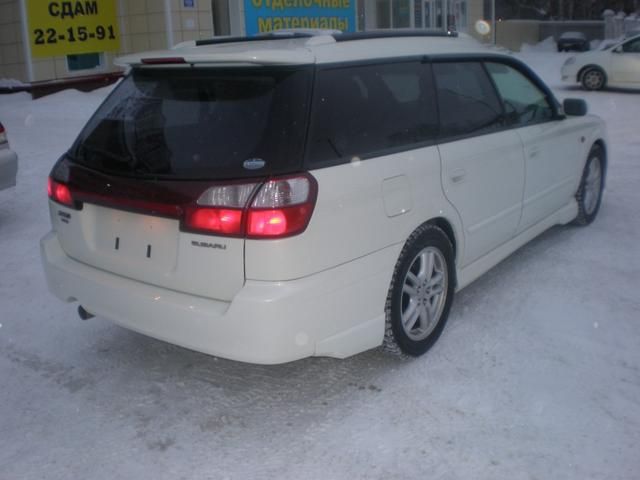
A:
[0,122,18,191]
[562,33,640,89]
[41,31,607,364]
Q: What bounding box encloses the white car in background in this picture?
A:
[562,33,640,90]
[0,121,18,191]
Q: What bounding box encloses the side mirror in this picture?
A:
[563,98,588,116]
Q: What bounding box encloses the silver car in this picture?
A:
[0,121,18,191]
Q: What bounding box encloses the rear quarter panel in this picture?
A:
[244,145,463,282]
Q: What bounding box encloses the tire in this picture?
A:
[574,145,605,226]
[581,67,606,91]
[383,224,456,357]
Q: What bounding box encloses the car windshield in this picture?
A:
[561,31,585,39]
[71,66,312,180]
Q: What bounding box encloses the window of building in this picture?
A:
[67,53,102,71]
[432,61,503,139]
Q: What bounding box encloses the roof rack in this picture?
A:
[196,31,318,47]
[332,30,458,42]
[195,29,458,47]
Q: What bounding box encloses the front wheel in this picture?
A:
[574,145,605,225]
[383,224,455,357]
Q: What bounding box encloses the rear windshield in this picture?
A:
[71,66,312,179]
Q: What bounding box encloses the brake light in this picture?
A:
[0,122,7,148]
[141,57,186,65]
[248,210,287,236]
[184,207,243,235]
[246,176,317,238]
[47,159,317,239]
[183,174,317,238]
[47,177,74,207]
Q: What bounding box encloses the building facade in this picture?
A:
[0,0,489,85]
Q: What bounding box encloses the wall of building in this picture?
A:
[495,20,539,51]
[0,0,27,82]
[1,0,215,84]
[170,0,213,45]
[495,20,605,51]
[2,0,502,84]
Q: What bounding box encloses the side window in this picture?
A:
[485,62,554,127]
[306,62,438,166]
[432,62,504,139]
[622,38,640,53]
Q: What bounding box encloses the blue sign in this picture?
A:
[244,0,356,36]
[183,0,194,7]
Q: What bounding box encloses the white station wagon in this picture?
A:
[562,33,640,90]
[41,31,607,364]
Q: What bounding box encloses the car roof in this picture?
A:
[115,29,497,67]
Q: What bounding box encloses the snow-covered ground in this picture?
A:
[1,52,639,480]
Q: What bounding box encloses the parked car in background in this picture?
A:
[562,33,640,90]
[41,30,607,364]
[558,31,589,52]
[0,121,18,191]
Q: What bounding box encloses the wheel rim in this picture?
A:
[584,156,602,215]
[400,247,448,341]
[584,70,603,89]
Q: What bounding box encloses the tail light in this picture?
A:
[183,174,317,239]
[47,177,75,207]
[0,122,8,149]
[49,162,318,240]
[246,176,316,238]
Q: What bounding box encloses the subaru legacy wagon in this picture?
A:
[41,31,607,364]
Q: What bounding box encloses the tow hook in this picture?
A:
[78,305,95,320]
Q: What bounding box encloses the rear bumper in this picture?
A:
[0,149,18,191]
[41,232,397,364]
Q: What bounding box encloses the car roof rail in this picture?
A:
[195,29,337,47]
[332,29,458,42]
[195,28,457,47]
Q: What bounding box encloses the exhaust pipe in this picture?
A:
[78,305,95,320]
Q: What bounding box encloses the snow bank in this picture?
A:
[520,36,557,53]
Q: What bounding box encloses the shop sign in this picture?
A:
[244,0,356,36]
[26,0,120,58]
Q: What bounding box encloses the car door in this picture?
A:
[485,61,583,232]
[433,61,525,267]
[610,37,640,85]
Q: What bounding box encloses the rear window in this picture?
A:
[433,62,504,139]
[71,66,312,179]
[306,61,438,167]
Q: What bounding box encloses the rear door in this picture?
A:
[433,61,525,266]
[52,66,311,301]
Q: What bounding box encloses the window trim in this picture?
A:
[430,55,564,145]
[303,54,566,169]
